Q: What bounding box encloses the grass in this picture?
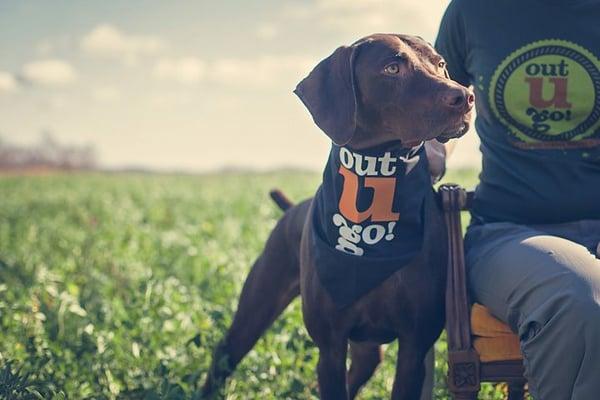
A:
[0,169,514,399]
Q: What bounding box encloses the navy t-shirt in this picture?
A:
[311,141,430,308]
[436,0,600,224]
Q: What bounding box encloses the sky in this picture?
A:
[0,0,481,172]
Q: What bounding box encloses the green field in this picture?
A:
[0,170,515,399]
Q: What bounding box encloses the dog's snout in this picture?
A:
[442,87,474,111]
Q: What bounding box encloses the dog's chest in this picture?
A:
[311,141,433,309]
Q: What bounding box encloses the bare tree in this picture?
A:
[0,131,97,171]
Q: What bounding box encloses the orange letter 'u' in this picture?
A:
[338,166,400,223]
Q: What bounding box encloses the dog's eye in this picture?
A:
[384,63,400,75]
[438,60,446,69]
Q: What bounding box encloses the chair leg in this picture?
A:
[508,381,525,400]
[447,350,480,400]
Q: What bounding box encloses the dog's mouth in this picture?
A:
[401,121,469,147]
[399,108,473,148]
[436,114,471,143]
[436,124,467,143]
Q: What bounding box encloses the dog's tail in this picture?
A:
[269,189,294,211]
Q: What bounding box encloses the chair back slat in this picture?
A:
[439,184,480,395]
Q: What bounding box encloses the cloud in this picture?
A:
[210,55,314,87]
[153,57,206,84]
[21,59,77,86]
[81,24,166,59]
[255,23,278,40]
[0,71,17,93]
[148,54,313,88]
[279,0,444,42]
[91,86,121,102]
[147,91,195,108]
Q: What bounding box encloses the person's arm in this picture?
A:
[426,0,471,181]
[435,0,471,88]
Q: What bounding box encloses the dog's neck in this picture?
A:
[340,140,425,178]
[348,125,423,150]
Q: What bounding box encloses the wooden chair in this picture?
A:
[438,184,527,400]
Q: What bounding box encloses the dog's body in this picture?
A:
[301,184,447,399]
[203,34,473,399]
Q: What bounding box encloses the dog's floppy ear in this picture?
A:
[294,45,359,145]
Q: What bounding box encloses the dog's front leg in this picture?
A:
[391,338,429,400]
[317,338,349,400]
[347,341,382,399]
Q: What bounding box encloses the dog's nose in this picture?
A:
[442,88,474,110]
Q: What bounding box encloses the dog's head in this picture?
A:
[294,33,474,148]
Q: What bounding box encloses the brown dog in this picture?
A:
[203,34,473,399]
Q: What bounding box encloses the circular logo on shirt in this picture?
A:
[489,40,600,147]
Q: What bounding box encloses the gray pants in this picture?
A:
[464,220,600,400]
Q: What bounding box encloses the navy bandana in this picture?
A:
[311,141,431,308]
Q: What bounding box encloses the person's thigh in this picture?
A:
[465,222,600,399]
